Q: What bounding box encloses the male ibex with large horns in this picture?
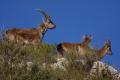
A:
[5,9,56,44]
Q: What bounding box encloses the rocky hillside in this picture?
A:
[0,40,119,80]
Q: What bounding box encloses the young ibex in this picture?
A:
[57,35,92,57]
[5,9,56,44]
[95,40,112,60]
[77,40,112,60]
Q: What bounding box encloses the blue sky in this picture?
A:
[0,0,120,69]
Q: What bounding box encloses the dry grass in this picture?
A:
[0,39,113,80]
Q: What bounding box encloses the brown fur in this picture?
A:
[57,35,92,56]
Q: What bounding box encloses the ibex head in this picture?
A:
[104,40,112,55]
[38,9,56,29]
[82,35,92,46]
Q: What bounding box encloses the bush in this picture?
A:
[0,40,112,80]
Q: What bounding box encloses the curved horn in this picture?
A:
[37,9,51,22]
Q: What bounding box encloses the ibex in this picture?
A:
[90,40,113,78]
[95,40,112,60]
[77,40,112,60]
[5,9,56,44]
[57,35,92,57]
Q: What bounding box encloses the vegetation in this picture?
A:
[0,39,113,80]
[0,29,113,80]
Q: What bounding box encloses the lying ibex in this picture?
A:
[5,9,56,44]
[57,35,92,56]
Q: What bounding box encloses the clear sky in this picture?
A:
[0,0,120,69]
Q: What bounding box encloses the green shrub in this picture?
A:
[0,40,112,80]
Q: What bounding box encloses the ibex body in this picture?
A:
[5,10,56,44]
[57,35,92,56]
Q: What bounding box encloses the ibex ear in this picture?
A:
[107,40,111,45]
[83,34,87,39]
[104,40,111,46]
[89,35,93,39]
[83,35,93,39]
[106,40,111,43]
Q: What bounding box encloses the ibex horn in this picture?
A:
[37,9,51,22]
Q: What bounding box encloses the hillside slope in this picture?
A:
[0,40,119,80]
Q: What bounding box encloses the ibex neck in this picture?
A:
[38,23,48,35]
[37,23,48,40]
[96,46,106,60]
[81,41,89,48]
